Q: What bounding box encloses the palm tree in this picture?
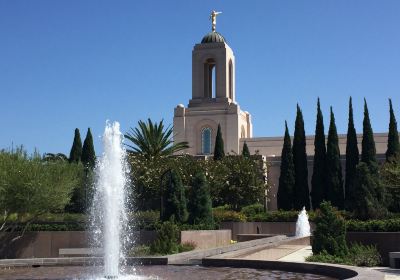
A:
[124,119,189,159]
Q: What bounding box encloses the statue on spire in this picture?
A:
[210,10,222,32]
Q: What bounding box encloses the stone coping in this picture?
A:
[0,257,167,267]
[202,258,385,280]
[167,234,288,264]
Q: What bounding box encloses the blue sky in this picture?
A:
[1,1,399,155]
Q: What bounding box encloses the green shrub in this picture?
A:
[347,243,381,266]
[130,211,160,230]
[213,209,246,223]
[346,218,400,232]
[241,203,264,218]
[150,220,180,255]
[312,201,348,256]
[128,245,151,257]
[307,243,381,267]
[178,241,196,253]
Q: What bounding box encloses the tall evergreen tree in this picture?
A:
[311,98,326,210]
[242,141,250,158]
[361,99,376,166]
[277,121,295,210]
[69,128,82,163]
[214,124,225,160]
[187,171,213,225]
[386,98,400,162]
[325,107,344,209]
[81,128,96,169]
[345,97,359,211]
[292,105,311,210]
[161,170,188,223]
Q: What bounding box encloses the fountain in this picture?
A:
[90,121,131,279]
[295,207,311,237]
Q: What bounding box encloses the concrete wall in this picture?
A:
[0,231,156,259]
[346,232,400,266]
[180,230,231,249]
[220,222,316,240]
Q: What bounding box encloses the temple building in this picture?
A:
[173,12,389,210]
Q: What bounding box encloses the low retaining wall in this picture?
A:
[180,230,231,249]
[220,222,315,240]
[0,231,156,259]
[346,232,400,266]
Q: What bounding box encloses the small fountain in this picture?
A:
[90,121,131,279]
[295,207,311,237]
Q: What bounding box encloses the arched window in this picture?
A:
[201,127,212,154]
[204,58,216,98]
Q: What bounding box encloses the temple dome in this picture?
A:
[201,31,226,44]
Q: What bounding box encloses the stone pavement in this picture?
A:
[277,245,400,280]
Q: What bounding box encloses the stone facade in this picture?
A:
[173,26,391,210]
[173,37,252,156]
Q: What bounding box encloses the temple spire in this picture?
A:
[210,10,222,32]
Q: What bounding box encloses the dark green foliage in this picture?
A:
[43,153,68,162]
[242,141,250,158]
[125,119,189,159]
[312,201,348,256]
[345,97,359,211]
[311,98,327,210]
[292,105,311,210]
[325,108,344,209]
[160,170,188,223]
[241,203,264,217]
[213,155,266,210]
[150,220,180,255]
[380,160,400,212]
[386,99,400,162]
[69,128,82,163]
[307,243,381,267]
[346,218,400,232]
[214,124,225,160]
[81,128,96,169]
[187,172,213,225]
[361,99,376,166]
[353,162,387,220]
[277,121,295,210]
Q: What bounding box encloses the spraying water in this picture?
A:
[295,207,311,237]
[91,121,130,279]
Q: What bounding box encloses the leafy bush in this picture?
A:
[150,220,180,255]
[346,218,400,232]
[307,243,381,267]
[0,148,84,232]
[241,203,264,218]
[130,211,160,230]
[312,201,348,256]
[178,241,196,252]
[128,245,152,257]
[213,209,246,223]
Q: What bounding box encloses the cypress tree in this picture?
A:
[214,124,225,160]
[69,128,82,163]
[187,171,213,225]
[161,170,188,223]
[82,128,96,169]
[386,99,400,162]
[325,107,344,209]
[292,104,311,210]
[311,98,326,210]
[242,141,250,158]
[345,97,359,211]
[361,99,376,166]
[277,121,295,210]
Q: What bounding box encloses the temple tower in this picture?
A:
[173,12,252,156]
